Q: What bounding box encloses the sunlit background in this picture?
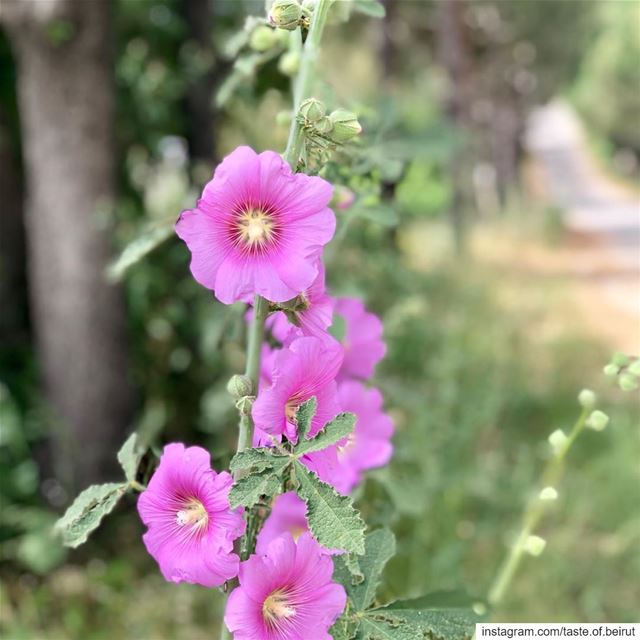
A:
[1,1,639,637]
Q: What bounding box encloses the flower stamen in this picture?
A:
[262,589,296,627]
[235,207,276,249]
[176,498,208,530]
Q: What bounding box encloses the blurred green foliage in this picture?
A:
[573,2,640,154]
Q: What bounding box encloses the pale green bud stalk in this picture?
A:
[328,108,362,143]
[314,116,333,135]
[269,0,303,31]
[586,410,609,432]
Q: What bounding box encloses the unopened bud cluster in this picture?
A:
[298,98,362,145]
[268,0,309,31]
[603,352,640,392]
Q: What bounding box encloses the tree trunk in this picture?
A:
[437,0,472,254]
[2,0,133,491]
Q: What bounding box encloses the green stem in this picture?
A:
[219,5,334,639]
[487,407,590,608]
[283,0,333,166]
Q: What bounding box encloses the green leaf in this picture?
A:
[295,397,318,442]
[230,448,280,474]
[343,553,364,585]
[295,462,365,554]
[117,433,145,483]
[295,412,356,455]
[352,0,386,19]
[360,591,480,640]
[338,528,396,611]
[54,483,128,548]
[229,468,282,509]
[106,222,174,282]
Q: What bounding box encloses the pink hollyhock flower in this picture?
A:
[176,146,335,304]
[255,492,341,556]
[256,492,309,555]
[334,297,386,380]
[252,336,343,443]
[301,381,394,495]
[269,261,334,344]
[137,443,245,588]
[224,533,346,640]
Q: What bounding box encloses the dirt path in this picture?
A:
[524,101,640,353]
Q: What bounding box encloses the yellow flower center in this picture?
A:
[337,433,356,459]
[235,207,276,249]
[289,525,306,542]
[262,589,296,626]
[176,498,208,530]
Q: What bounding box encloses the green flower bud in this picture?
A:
[328,109,362,143]
[603,363,619,377]
[628,359,640,377]
[619,373,639,392]
[524,535,546,557]
[268,0,303,31]
[313,116,333,135]
[299,98,326,123]
[275,110,292,127]
[227,374,253,400]
[539,486,558,501]
[250,25,279,52]
[578,388,596,409]
[278,50,300,76]
[586,410,609,431]
[611,352,630,367]
[548,429,568,455]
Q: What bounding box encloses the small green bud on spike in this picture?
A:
[611,352,630,367]
[250,25,278,51]
[619,373,639,392]
[586,410,609,432]
[539,486,558,501]
[313,116,333,135]
[628,359,640,377]
[578,388,596,409]
[278,50,300,76]
[299,98,326,123]
[548,429,568,455]
[603,363,619,377]
[227,374,253,400]
[524,535,547,556]
[269,0,303,31]
[328,109,362,143]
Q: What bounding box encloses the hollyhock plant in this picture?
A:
[224,532,346,640]
[137,443,245,588]
[334,297,386,380]
[252,336,343,443]
[176,146,335,304]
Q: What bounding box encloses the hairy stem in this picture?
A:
[219,4,334,639]
[487,407,590,608]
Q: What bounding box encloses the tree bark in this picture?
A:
[2,0,133,490]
